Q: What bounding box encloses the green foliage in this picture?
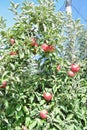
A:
[0,0,87,130]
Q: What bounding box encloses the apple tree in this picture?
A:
[0,0,87,130]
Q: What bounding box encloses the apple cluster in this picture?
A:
[68,64,80,77]
[2,37,80,120]
[9,37,55,56]
[31,38,55,53]
[40,92,52,119]
[40,64,80,119]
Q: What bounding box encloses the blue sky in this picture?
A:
[0,0,87,28]
[71,0,87,27]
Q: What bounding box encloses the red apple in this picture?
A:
[40,110,48,119]
[57,65,61,71]
[10,51,17,56]
[71,64,80,73]
[43,92,52,101]
[48,45,55,52]
[41,43,55,52]
[31,38,38,47]
[0,81,7,88]
[41,43,49,52]
[31,42,38,47]
[10,38,15,45]
[2,81,7,86]
[68,71,75,77]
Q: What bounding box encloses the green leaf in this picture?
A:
[2,71,9,79]
[4,100,9,108]
[53,123,62,130]
[29,120,37,130]
[16,104,22,111]
[3,118,9,124]
[19,51,25,59]
[10,63,15,70]
[23,106,29,114]
[25,117,31,127]
[14,3,19,9]
[15,110,23,120]
[15,126,21,130]
[66,114,74,120]
[16,76,21,82]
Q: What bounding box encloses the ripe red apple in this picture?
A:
[68,71,75,77]
[10,51,17,56]
[48,45,55,52]
[41,43,49,51]
[57,65,61,71]
[31,38,38,47]
[40,110,48,119]
[41,43,55,52]
[10,38,15,45]
[0,81,7,88]
[43,92,52,101]
[71,64,80,73]
[31,42,38,47]
[2,81,7,86]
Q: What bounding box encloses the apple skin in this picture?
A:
[10,51,17,56]
[57,65,61,71]
[71,64,80,73]
[31,42,38,47]
[48,45,55,52]
[68,71,76,77]
[41,43,55,52]
[43,92,52,101]
[40,110,48,119]
[31,38,38,47]
[0,81,7,88]
[10,38,15,45]
[2,81,7,86]
[41,43,49,52]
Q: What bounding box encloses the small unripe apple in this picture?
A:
[43,92,52,101]
[40,110,48,119]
